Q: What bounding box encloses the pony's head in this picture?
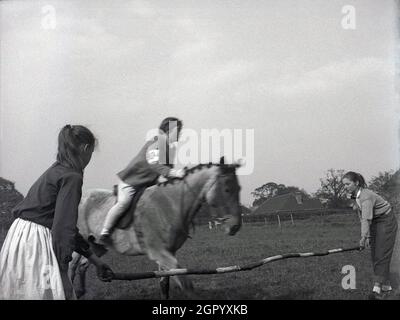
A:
[204,157,242,236]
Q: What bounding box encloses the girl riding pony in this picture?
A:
[99,117,185,242]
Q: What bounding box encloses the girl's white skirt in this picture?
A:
[0,218,66,300]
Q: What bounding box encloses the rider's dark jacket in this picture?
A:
[117,133,174,188]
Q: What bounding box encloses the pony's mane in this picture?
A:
[157,162,238,187]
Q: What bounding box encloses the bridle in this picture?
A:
[179,170,236,224]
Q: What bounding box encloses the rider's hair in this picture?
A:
[57,125,97,172]
[342,171,367,188]
[159,117,183,134]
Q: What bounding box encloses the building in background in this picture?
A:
[252,192,323,215]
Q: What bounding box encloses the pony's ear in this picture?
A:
[234,158,245,167]
[219,156,225,165]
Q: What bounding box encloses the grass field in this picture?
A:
[78,213,384,300]
[1,213,398,300]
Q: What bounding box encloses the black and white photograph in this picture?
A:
[0,0,399,306]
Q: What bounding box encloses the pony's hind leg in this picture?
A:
[69,253,90,299]
[69,252,82,283]
[76,257,90,298]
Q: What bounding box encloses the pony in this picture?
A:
[69,158,242,299]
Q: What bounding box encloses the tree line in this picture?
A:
[0,178,23,230]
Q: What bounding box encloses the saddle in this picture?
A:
[114,185,146,230]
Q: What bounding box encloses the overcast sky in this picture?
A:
[1,0,399,206]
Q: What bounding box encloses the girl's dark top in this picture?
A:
[12,162,93,270]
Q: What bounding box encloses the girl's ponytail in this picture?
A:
[356,173,367,188]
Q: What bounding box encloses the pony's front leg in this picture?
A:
[151,249,195,299]
[158,264,170,300]
[173,269,195,298]
[150,249,182,299]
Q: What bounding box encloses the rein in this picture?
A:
[158,163,239,240]
[178,171,231,237]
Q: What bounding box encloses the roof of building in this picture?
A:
[252,193,323,215]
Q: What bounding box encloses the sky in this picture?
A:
[0,0,399,206]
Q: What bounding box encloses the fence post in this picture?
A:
[290,213,294,226]
[277,214,281,229]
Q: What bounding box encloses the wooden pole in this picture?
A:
[277,214,281,228]
[290,213,294,225]
[112,246,361,281]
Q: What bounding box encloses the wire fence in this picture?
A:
[245,209,353,225]
[194,208,355,228]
